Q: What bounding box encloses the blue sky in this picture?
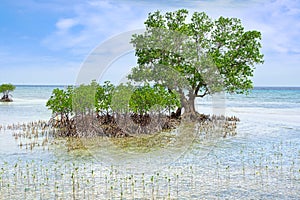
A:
[0,0,299,86]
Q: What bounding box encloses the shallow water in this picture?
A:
[0,86,61,125]
[0,86,299,199]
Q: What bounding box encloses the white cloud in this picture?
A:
[42,0,147,55]
[245,0,300,55]
[40,0,300,86]
[56,18,78,33]
[3,0,300,85]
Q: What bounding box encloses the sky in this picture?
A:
[0,0,299,86]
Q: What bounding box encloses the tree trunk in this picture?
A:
[0,94,12,102]
[179,90,197,121]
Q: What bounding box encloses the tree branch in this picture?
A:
[195,81,207,96]
[194,82,202,95]
[195,85,209,98]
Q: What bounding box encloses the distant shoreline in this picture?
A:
[11,85,300,90]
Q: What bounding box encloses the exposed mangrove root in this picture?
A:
[1,120,52,151]
[2,113,240,152]
[47,112,239,139]
[0,94,13,102]
[48,113,181,138]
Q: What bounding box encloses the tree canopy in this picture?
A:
[46,86,74,121]
[129,9,264,118]
[0,83,16,102]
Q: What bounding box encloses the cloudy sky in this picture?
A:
[0,0,299,86]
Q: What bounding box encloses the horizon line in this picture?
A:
[8,84,300,88]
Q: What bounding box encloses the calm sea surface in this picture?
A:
[0,85,299,199]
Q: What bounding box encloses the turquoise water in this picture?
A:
[0,85,62,125]
[0,86,299,199]
[227,87,300,109]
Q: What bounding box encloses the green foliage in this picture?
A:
[46,86,73,117]
[95,81,115,114]
[129,83,156,115]
[129,9,264,114]
[111,83,134,114]
[153,84,181,114]
[110,82,180,115]
[46,81,181,136]
[46,86,75,136]
[0,83,16,98]
[129,83,180,115]
[46,81,180,127]
[73,81,98,115]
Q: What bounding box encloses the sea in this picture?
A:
[0,85,299,199]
